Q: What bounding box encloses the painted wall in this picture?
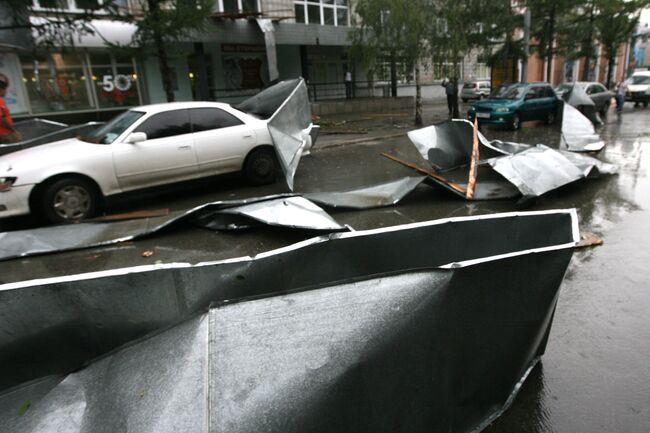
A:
[142,51,193,104]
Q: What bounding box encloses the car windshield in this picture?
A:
[80,110,145,144]
[631,75,650,85]
[490,84,525,100]
[556,84,573,92]
[463,83,476,89]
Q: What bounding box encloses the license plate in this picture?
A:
[476,112,490,119]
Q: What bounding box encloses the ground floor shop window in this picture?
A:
[88,52,141,108]
[17,50,141,115]
[20,53,93,113]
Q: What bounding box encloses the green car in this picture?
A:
[467,82,559,130]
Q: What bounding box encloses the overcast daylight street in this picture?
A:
[1,1,650,433]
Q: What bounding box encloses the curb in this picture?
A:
[315,132,408,150]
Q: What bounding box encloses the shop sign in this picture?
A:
[100,74,133,92]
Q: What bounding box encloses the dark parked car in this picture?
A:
[555,81,614,117]
[467,82,559,130]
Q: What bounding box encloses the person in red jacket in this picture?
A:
[0,80,20,144]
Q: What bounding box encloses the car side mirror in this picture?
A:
[127,132,147,144]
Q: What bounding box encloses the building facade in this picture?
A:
[0,0,356,122]
[0,0,492,122]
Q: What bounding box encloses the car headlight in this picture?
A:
[0,177,16,192]
[494,107,510,112]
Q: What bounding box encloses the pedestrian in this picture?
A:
[344,69,353,99]
[442,78,457,117]
[615,80,628,114]
[0,80,20,144]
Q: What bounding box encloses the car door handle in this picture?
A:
[242,134,253,138]
[178,145,192,150]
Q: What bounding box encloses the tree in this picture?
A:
[350,0,432,126]
[0,0,123,49]
[528,0,576,82]
[595,0,648,87]
[430,0,519,117]
[122,0,215,102]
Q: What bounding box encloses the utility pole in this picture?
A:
[521,7,531,83]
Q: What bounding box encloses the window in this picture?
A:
[88,52,141,109]
[32,0,102,10]
[293,0,349,26]
[190,108,243,132]
[221,0,259,13]
[20,52,93,113]
[135,110,191,140]
[82,110,145,144]
[588,84,605,94]
[526,88,541,99]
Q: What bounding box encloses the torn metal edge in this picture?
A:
[0,209,579,292]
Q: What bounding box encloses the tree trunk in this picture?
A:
[581,2,596,82]
[415,65,422,126]
[546,5,556,84]
[390,50,398,98]
[606,49,616,89]
[148,0,175,102]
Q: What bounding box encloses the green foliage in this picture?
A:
[129,0,215,49]
[0,0,123,49]
[350,0,432,75]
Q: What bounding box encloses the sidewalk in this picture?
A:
[314,99,454,149]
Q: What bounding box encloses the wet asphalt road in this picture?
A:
[1,102,649,432]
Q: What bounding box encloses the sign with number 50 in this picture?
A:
[100,74,132,92]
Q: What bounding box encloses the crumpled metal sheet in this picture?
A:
[305,176,427,209]
[406,120,616,200]
[560,103,605,152]
[235,78,315,190]
[0,195,345,262]
[235,79,301,120]
[560,83,602,127]
[266,79,314,190]
[0,209,579,432]
[0,120,104,156]
[488,145,585,198]
[422,165,521,200]
[190,195,344,230]
[407,119,506,172]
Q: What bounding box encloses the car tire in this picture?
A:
[40,177,99,224]
[644,100,649,108]
[510,113,521,130]
[546,110,556,125]
[244,147,278,185]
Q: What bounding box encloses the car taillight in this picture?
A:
[0,177,16,192]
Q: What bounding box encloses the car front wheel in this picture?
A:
[546,110,556,125]
[510,113,521,130]
[41,177,99,224]
[244,147,278,185]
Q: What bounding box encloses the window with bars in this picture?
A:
[293,0,349,26]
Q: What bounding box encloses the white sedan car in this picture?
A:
[0,102,282,223]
